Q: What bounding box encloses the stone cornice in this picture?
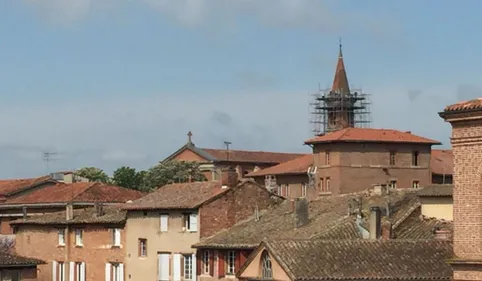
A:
[451,136,482,146]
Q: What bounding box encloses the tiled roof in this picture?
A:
[194,190,420,249]
[261,239,452,281]
[443,98,482,112]
[201,148,306,164]
[0,252,45,267]
[0,176,54,195]
[431,149,453,175]
[11,206,126,225]
[246,155,313,177]
[122,181,229,210]
[393,204,452,239]
[3,182,144,205]
[304,128,441,145]
[417,184,453,197]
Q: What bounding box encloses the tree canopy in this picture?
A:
[75,167,110,183]
[112,166,144,190]
[142,161,207,191]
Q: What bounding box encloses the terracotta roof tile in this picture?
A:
[194,190,418,249]
[263,239,452,281]
[3,182,144,205]
[443,98,482,112]
[122,181,228,210]
[0,176,53,195]
[201,148,306,164]
[247,155,313,177]
[11,206,126,225]
[393,203,452,239]
[417,184,453,197]
[0,252,45,267]
[304,128,441,145]
[431,149,453,175]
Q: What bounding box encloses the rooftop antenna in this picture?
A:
[43,151,59,174]
[224,141,232,161]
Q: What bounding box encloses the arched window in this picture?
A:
[261,250,272,279]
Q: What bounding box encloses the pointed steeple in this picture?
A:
[331,39,350,95]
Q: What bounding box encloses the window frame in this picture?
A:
[261,251,273,279]
[226,251,236,275]
[301,183,307,197]
[202,250,210,274]
[160,213,169,232]
[412,180,420,189]
[389,151,396,166]
[183,254,193,280]
[139,238,148,257]
[325,150,331,165]
[58,228,66,246]
[58,262,65,281]
[74,229,83,246]
[184,213,198,232]
[326,177,331,192]
[389,180,397,189]
[112,228,121,247]
[412,151,419,166]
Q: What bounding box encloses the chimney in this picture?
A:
[95,202,104,217]
[381,221,392,240]
[66,203,74,221]
[294,198,309,228]
[369,206,381,239]
[405,131,411,134]
[22,206,28,221]
[433,227,451,241]
[221,167,238,188]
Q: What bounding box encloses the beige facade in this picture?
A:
[420,197,453,221]
[125,210,200,281]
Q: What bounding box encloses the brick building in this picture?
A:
[121,177,281,281]
[439,98,482,281]
[164,132,306,181]
[11,206,127,281]
[0,181,143,234]
[193,188,452,281]
[431,149,453,184]
[304,127,440,195]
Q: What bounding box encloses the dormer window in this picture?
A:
[261,250,272,279]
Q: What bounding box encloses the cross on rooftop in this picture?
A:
[187,131,193,143]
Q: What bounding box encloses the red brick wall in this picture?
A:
[251,174,316,201]
[15,224,125,281]
[199,182,280,238]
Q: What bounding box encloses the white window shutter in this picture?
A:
[69,262,74,281]
[81,262,86,281]
[160,215,168,232]
[105,263,111,281]
[157,254,162,281]
[115,229,121,246]
[62,263,66,281]
[52,261,58,281]
[119,264,124,281]
[173,254,181,281]
[189,214,197,231]
[192,253,197,281]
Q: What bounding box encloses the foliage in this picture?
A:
[0,235,15,253]
[141,161,207,191]
[112,166,145,190]
[75,167,111,183]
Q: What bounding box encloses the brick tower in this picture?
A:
[440,99,482,280]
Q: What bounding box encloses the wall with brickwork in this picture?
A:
[200,181,280,238]
[14,224,125,281]
[251,174,316,201]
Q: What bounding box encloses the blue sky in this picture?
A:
[0,0,481,178]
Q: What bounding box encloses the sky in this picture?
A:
[0,0,481,178]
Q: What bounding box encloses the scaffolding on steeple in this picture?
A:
[309,40,372,136]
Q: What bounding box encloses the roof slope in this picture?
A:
[11,206,126,225]
[4,182,144,205]
[194,190,420,249]
[443,98,482,112]
[305,128,441,145]
[417,184,453,197]
[0,252,45,267]
[0,176,54,195]
[431,149,453,175]
[122,181,228,210]
[264,239,452,281]
[331,43,350,94]
[247,154,313,177]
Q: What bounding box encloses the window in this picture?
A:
[58,262,66,281]
[184,213,198,232]
[412,151,419,166]
[58,229,65,246]
[112,228,121,246]
[227,251,236,275]
[389,151,396,166]
[389,180,397,189]
[202,250,210,274]
[160,214,169,232]
[320,178,324,191]
[276,185,281,196]
[325,150,331,165]
[412,180,420,189]
[75,262,85,281]
[183,255,193,280]
[326,177,331,192]
[301,183,307,197]
[111,263,123,281]
[261,251,272,279]
[139,238,147,257]
[75,229,83,246]
[285,184,290,198]
[158,253,170,281]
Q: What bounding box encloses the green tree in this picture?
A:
[142,161,207,191]
[75,167,110,183]
[112,166,145,190]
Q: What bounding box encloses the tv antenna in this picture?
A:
[224,141,232,161]
[43,151,59,173]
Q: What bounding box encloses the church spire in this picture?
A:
[331,38,350,95]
